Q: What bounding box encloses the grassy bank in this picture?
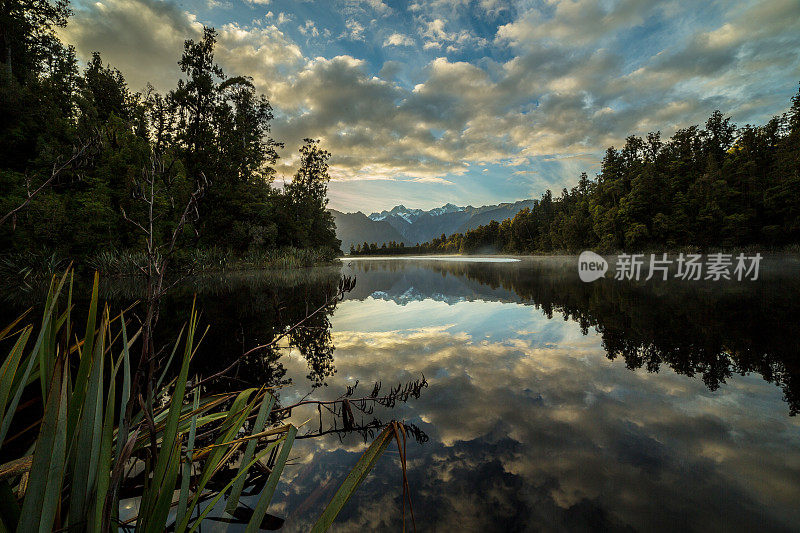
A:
[0,247,340,298]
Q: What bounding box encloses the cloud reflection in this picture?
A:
[273,296,800,531]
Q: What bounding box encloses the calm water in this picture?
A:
[5,256,800,531]
[268,256,800,532]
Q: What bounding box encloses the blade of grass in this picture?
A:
[68,306,108,528]
[101,314,132,533]
[91,335,117,532]
[154,324,185,393]
[17,358,69,533]
[114,310,132,466]
[66,271,100,444]
[187,437,285,533]
[244,424,297,533]
[138,302,198,531]
[310,423,395,533]
[175,388,259,533]
[177,383,200,521]
[0,308,30,342]
[36,276,56,400]
[0,268,70,448]
[225,391,275,515]
[0,327,33,436]
[147,439,183,532]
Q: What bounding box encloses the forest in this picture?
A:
[0,5,418,530]
[352,89,800,255]
[0,2,340,272]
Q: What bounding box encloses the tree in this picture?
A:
[282,138,340,254]
[79,52,132,123]
[0,0,71,84]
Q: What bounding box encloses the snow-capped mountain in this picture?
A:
[368,202,465,223]
[331,199,536,251]
[368,205,425,223]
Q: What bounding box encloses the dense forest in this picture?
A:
[353,89,800,255]
[0,1,340,271]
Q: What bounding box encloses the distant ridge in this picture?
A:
[330,199,536,252]
[329,210,405,252]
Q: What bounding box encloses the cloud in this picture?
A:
[410,176,453,184]
[493,0,800,149]
[60,0,800,205]
[60,0,202,91]
[383,32,415,47]
[496,0,652,47]
[341,19,365,41]
[298,19,319,37]
[340,0,392,16]
[419,18,488,52]
[269,54,490,179]
[61,0,302,93]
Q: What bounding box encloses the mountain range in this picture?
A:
[330,199,536,252]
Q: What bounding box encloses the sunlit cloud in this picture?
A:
[383,32,415,47]
[62,0,800,211]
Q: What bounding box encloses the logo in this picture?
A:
[578,251,608,282]
[577,251,762,282]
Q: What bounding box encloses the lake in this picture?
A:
[5,255,800,531]
[236,255,800,532]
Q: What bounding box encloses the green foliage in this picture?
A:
[1,11,339,266]
[280,139,341,254]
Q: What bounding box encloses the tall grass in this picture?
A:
[0,249,69,298]
[191,246,340,272]
[0,268,399,531]
[83,246,339,278]
[87,249,149,278]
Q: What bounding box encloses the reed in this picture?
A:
[0,268,402,531]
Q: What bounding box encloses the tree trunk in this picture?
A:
[1,29,12,82]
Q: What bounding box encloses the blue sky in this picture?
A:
[61,0,800,212]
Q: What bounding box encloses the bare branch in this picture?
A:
[120,207,149,236]
[189,276,355,391]
[0,138,96,227]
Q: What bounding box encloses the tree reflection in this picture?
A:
[348,258,800,414]
[156,267,344,391]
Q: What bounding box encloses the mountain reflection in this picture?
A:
[270,256,799,532]
[345,256,800,415]
[7,258,796,530]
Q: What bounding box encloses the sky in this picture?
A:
[60,0,800,213]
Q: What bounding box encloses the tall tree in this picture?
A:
[282,139,340,253]
[0,0,71,84]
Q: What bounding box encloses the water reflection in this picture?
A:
[158,268,346,391]
[272,256,800,532]
[3,257,799,530]
[344,256,800,414]
[0,267,346,392]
